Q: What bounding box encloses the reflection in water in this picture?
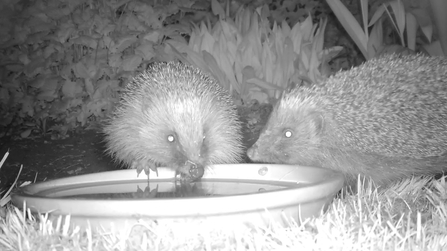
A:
[57,180,295,200]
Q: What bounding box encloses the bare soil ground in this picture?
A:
[0,129,118,189]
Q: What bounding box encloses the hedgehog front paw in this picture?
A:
[131,160,159,177]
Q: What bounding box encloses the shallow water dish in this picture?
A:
[11,164,344,229]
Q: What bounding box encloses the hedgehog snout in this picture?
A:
[187,160,205,180]
[178,160,205,181]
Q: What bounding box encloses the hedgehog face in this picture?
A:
[166,132,207,181]
[103,61,243,181]
[248,104,325,167]
[136,93,240,180]
[148,118,208,178]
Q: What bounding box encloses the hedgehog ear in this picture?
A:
[307,112,325,135]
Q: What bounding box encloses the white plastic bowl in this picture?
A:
[11,164,344,230]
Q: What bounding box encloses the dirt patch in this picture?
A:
[0,129,118,189]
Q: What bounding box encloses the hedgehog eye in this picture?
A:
[167,134,176,143]
[284,129,293,138]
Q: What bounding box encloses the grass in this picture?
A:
[0,175,446,251]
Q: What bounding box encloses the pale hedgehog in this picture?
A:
[248,53,447,188]
[103,62,244,181]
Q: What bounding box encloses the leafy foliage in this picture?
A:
[0,0,336,138]
[0,0,192,138]
[326,0,445,59]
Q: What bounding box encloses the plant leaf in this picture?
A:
[326,0,368,59]
[211,0,225,19]
[410,8,433,42]
[121,55,142,71]
[367,20,383,58]
[389,0,406,41]
[405,12,417,50]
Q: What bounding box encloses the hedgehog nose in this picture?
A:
[185,160,205,181]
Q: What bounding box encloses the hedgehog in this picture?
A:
[247,53,447,188]
[103,62,244,181]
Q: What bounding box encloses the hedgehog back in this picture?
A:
[304,54,447,158]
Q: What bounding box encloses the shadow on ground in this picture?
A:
[0,129,119,190]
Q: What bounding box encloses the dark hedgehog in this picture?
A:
[248,54,447,188]
[103,62,244,181]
